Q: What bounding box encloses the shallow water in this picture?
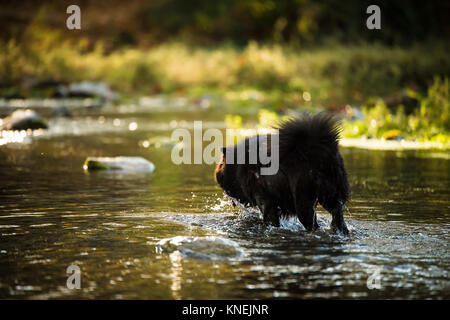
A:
[0,102,449,299]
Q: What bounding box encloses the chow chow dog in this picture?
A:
[215,113,350,235]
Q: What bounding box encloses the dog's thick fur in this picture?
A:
[215,113,350,235]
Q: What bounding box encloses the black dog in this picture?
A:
[215,113,350,235]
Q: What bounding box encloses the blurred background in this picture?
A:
[0,0,449,142]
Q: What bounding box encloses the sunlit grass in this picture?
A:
[222,77,450,150]
[2,22,449,105]
[0,22,449,146]
[342,77,449,147]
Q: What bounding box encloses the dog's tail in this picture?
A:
[276,112,349,203]
[277,112,341,161]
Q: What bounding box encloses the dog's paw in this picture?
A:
[331,221,349,236]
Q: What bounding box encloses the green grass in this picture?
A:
[0,22,449,146]
[341,76,450,148]
[2,23,449,103]
[224,77,450,150]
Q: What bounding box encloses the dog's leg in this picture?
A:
[296,198,316,232]
[313,200,321,230]
[264,203,280,227]
[331,203,349,235]
[321,199,349,235]
[292,189,315,231]
[255,196,280,227]
[292,182,318,232]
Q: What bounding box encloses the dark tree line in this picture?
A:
[1,0,448,47]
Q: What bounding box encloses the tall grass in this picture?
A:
[1,22,449,146]
[342,76,449,144]
[1,22,449,108]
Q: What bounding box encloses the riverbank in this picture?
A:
[340,138,450,155]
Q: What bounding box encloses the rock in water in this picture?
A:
[0,109,48,131]
[68,81,119,101]
[155,236,244,260]
[83,156,155,173]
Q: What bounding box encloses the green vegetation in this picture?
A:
[1,3,449,149]
[341,77,449,147]
[224,77,450,149]
[2,23,449,106]
[3,1,447,47]
[83,158,108,171]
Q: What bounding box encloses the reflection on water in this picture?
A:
[0,106,449,299]
[169,251,183,300]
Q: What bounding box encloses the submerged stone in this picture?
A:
[68,81,119,101]
[83,156,155,173]
[155,236,244,260]
[0,109,48,131]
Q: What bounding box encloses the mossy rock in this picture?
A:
[83,159,109,171]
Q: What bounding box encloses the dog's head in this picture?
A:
[214,146,248,203]
[214,147,227,190]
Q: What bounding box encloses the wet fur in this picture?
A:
[214,112,350,235]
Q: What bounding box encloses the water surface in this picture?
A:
[0,102,449,299]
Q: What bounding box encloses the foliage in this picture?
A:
[220,78,450,149]
[1,19,449,147]
[342,77,450,147]
[1,22,449,108]
[2,1,448,46]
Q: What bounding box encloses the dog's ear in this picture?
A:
[221,147,226,154]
